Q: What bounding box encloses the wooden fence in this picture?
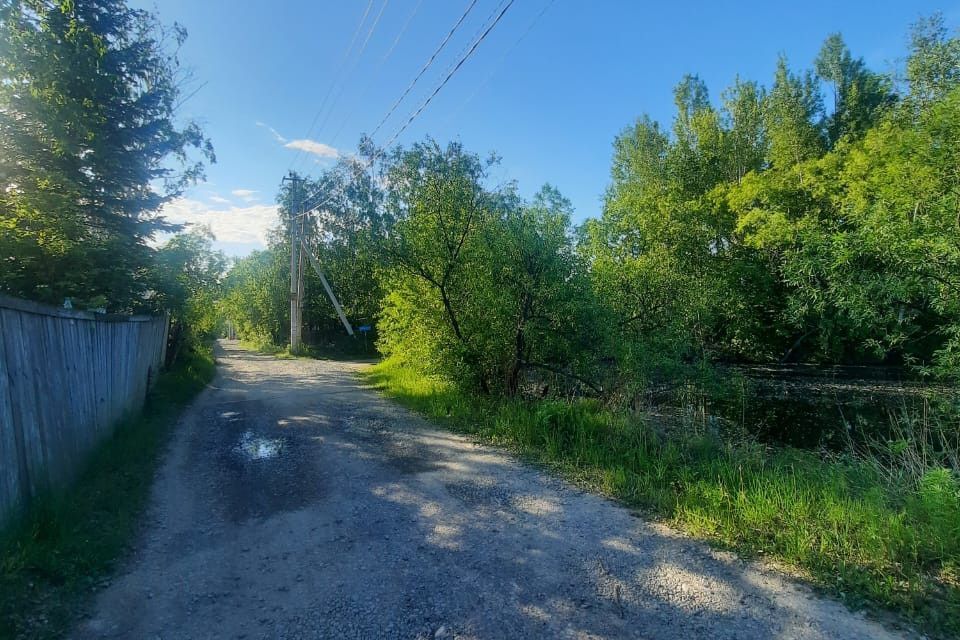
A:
[0,294,169,522]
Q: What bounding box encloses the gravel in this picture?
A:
[72,341,911,640]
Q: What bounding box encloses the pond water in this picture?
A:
[708,365,956,450]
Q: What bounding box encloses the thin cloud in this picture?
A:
[157,197,278,248]
[284,139,339,159]
[209,195,230,204]
[256,122,339,160]
[256,121,287,143]
[231,189,259,202]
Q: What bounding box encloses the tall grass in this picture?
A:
[0,346,215,640]
[363,357,960,638]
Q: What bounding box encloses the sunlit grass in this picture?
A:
[363,356,960,638]
[239,336,376,361]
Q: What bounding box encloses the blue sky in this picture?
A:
[138,0,959,256]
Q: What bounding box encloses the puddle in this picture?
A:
[234,430,284,460]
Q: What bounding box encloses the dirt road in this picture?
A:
[74,341,905,639]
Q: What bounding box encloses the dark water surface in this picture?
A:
[710,365,956,450]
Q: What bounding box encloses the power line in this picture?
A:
[328,0,425,147]
[294,0,518,220]
[381,0,516,150]
[306,0,394,158]
[439,0,555,130]
[355,0,391,60]
[435,0,511,78]
[288,0,375,171]
[294,0,392,173]
[293,0,486,212]
[369,0,480,139]
[380,0,423,63]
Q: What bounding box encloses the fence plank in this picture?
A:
[0,296,169,523]
[0,311,22,518]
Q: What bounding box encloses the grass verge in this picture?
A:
[239,337,376,361]
[0,346,215,640]
[239,338,298,359]
[362,357,960,639]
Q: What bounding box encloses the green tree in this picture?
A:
[668,75,726,198]
[151,227,225,362]
[585,112,726,381]
[221,248,289,345]
[489,185,601,396]
[721,77,767,184]
[905,13,960,108]
[377,140,499,391]
[814,33,895,144]
[378,140,598,395]
[764,56,823,177]
[0,0,213,310]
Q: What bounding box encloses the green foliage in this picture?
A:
[0,346,214,640]
[815,33,895,144]
[150,227,226,363]
[765,56,824,172]
[221,248,290,345]
[729,85,960,370]
[377,140,600,396]
[911,468,960,558]
[584,15,960,378]
[721,77,767,183]
[0,0,213,311]
[906,13,960,108]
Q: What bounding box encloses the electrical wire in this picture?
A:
[381,0,515,150]
[293,0,517,219]
[287,0,374,171]
[328,0,425,147]
[439,0,555,130]
[369,0,480,139]
[306,0,394,157]
[380,0,423,64]
[294,0,392,172]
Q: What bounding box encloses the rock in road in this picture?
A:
[74,341,905,640]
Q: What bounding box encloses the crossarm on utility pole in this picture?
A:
[301,239,355,337]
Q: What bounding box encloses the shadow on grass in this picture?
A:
[0,346,215,640]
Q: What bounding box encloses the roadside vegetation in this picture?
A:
[0,3,222,638]
[223,14,960,637]
[0,346,215,640]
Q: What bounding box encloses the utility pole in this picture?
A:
[282,173,305,353]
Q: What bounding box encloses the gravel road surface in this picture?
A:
[74,341,907,639]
